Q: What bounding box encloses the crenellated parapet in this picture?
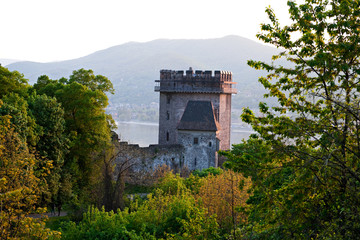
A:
[155,68,237,94]
[159,69,233,82]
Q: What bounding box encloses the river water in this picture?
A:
[116,121,254,147]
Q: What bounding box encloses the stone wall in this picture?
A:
[113,135,217,184]
[115,141,183,170]
[177,130,218,170]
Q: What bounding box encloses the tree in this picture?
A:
[0,101,60,239]
[54,70,115,205]
[68,68,114,94]
[29,70,115,208]
[0,93,38,146]
[0,66,29,98]
[28,93,69,211]
[227,0,360,238]
[196,170,251,237]
[100,133,146,211]
[55,82,111,194]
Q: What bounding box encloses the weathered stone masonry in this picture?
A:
[115,68,236,172]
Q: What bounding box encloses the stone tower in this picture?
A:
[155,68,237,153]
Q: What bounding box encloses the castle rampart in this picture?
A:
[155,69,237,94]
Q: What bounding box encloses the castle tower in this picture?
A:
[155,68,237,153]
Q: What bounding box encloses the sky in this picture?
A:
[1,0,291,63]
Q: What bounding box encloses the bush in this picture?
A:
[192,167,223,178]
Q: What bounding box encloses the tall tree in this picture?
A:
[0,101,60,239]
[28,93,69,209]
[226,0,360,238]
[55,70,115,203]
[32,69,115,204]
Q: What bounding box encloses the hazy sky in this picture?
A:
[1,0,291,62]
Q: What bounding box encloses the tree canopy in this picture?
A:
[224,0,360,238]
[0,65,115,237]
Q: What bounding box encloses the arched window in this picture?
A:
[166,131,169,141]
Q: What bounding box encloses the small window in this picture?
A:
[194,137,199,144]
[166,131,169,141]
[209,141,212,147]
[167,95,171,104]
[166,111,170,120]
[194,157,197,166]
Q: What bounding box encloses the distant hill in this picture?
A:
[0,59,19,66]
[7,35,279,111]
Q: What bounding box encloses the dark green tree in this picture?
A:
[0,66,29,98]
[31,70,115,206]
[0,93,38,146]
[226,0,360,238]
[28,93,69,209]
[55,70,115,203]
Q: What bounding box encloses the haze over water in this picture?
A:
[116,121,254,147]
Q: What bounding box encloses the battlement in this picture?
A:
[155,68,237,94]
[159,69,233,82]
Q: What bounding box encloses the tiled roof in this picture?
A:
[177,101,220,131]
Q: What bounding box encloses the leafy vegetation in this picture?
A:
[223,0,360,238]
[59,170,250,240]
[0,66,115,238]
[0,100,61,239]
[2,0,360,238]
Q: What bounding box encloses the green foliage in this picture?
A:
[0,64,119,234]
[28,93,69,207]
[33,69,115,205]
[27,93,67,166]
[155,172,188,195]
[0,107,61,239]
[192,167,223,178]
[226,0,360,238]
[68,68,114,94]
[47,167,255,239]
[0,93,39,146]
[60,170,251,239]
[60,189,219,240]
[0,65,29,98]
[1,65,116,213]
[60,206,157,240]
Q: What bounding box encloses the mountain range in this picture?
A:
[6,35,279,112]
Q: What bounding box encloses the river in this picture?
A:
[116,121,255,147]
